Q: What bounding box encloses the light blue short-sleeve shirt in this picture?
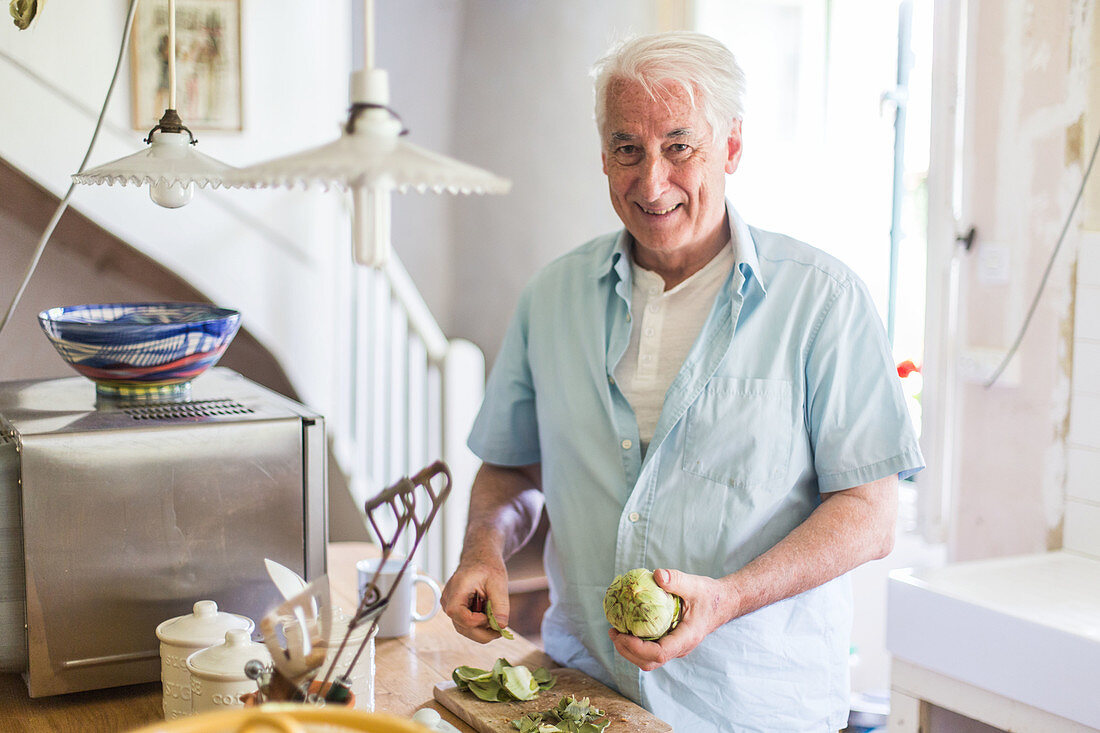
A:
[468,204,924,732]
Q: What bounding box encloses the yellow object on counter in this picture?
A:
[128,707,431,733]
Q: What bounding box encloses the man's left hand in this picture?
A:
[608,568,737,671]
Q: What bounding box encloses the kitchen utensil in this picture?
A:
[355,556,440,638]
[316,461,452,699]
[434,667,673,733]
[265,558,309,600]
[186,628,272,714]
[156,601,254,721]
[37,302,241,402]
[250,461,451,706]
[259,576,333,691]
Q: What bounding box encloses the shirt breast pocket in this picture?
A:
[681,377,794,490]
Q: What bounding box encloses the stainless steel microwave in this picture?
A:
[0,368,327,697]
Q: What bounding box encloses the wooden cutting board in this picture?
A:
[434,667,673,733]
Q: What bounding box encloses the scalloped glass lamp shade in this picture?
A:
[227,132,513,195]
[38,302,242,402]
[72,131,240,208]
[229,128,513,267]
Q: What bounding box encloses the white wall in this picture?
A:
[447,1,650,360]
[1065,233,1100,559]
[1066,1,1100,563]
[376,1,660,361]
[947,0,1090,560]
[371,0,464,327]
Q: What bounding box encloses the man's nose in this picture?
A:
[637,155,671,201]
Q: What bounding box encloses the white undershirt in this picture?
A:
[614,240,735,454]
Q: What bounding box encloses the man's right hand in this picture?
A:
[442,462,543,643]
[441,552,512,643]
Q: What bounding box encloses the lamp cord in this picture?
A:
[0,0,140,339]
[168,0,177,110]
[984,125,1100,388]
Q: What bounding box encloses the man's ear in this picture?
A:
[725,119,743,175]
[601,149,610,175]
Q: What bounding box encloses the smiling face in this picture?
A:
[601,78,742,281]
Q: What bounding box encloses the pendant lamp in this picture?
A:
[228,0,511,268]
[72,0,237,207]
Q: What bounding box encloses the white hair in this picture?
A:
[591,31,746,144]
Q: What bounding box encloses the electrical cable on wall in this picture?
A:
[0,0,140,338]
[985,126,1100,388]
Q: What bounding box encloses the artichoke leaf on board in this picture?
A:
[452,657,556,703]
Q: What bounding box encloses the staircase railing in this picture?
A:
[337,255,483,584]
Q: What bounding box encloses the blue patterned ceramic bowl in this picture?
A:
[38,302,241,401]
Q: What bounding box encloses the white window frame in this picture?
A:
[916,0,971,544]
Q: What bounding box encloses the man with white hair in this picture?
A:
[442,31,923,732]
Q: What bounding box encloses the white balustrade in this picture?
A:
[341,256,484,583]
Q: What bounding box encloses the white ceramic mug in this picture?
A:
[356,556,441,638]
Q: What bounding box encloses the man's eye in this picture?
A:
[666,143,692,158]
[614,146,642,164]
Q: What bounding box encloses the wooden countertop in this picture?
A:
[0,542,556,732]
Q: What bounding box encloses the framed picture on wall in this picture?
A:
[130,0,243,131]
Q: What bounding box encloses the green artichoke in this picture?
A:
[602,568,683,641]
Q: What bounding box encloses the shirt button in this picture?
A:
[621,439,632,450]
[648,304,660,313]
[628,511,641,523]
[644,328,654,337]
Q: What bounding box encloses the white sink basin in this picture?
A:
[886,550,1100,729]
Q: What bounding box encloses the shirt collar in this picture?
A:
[727,201,767,298]
[591,228,633,280]
[592,200,768,298]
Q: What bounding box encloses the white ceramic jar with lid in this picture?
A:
[155,600,253,720]
[187,628,272,714]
